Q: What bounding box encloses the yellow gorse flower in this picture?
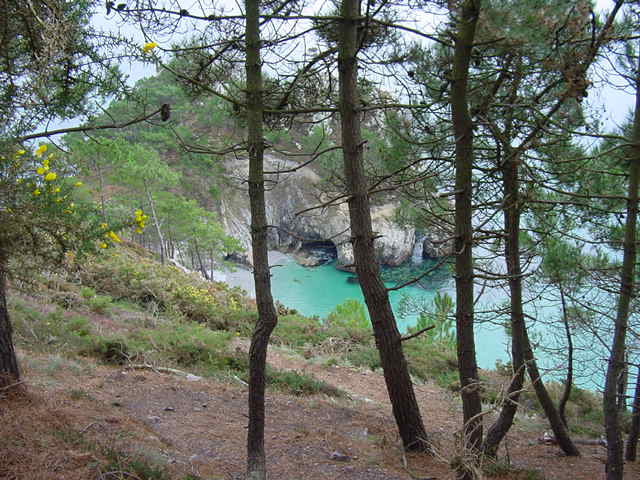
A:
[142,41,158,53]
[35,145,47,157]
[99,242,108,249]
[100,222,108,229]
[107,231,122,243]
[134,209,148,230]
[33,188,41,196]
[16,149,26,156]
[44,172,57,181]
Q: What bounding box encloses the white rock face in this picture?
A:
[215,153,417,268]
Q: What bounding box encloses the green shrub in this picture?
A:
[87,294,113,314]
[143,323,232,367]
[89,338,131,365]
[66,315,91,337]
[272,314,329,347]
[403,338,458,386]
[10,300,94,353]
[326,299,369,330]
[79,286,96,299]
[346,345,381,371]
[264,368,343,397]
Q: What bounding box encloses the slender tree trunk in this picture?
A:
[603,57,640,480]
[558,285,574,428]
[617,355,628,412]
[0,248,19,388]
[189,246,196,271]
[625,367,640,461]
[483,149,525,457]
[338,0,428,452]
[523,326,580,456]
[450,0,483,466]
[144,181,165,265]
[194,240,209,280]
[245,0,278,478]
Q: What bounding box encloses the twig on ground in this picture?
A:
[125,364,200,379]
[0,380,24,391]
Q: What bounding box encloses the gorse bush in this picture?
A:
[76,245,253,330]
[10,299,94,354]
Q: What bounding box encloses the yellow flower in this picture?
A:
[53,187,61,193]
[43,159,50,168]
[44,172,57,181]
[35,145,47,157]
[135,228,143,234]
[33,188,41,196]
[99,242,108,249]
[100,222,108,229]
[74,181,83,187]
[107,231,122,243]
[142,41,158,53]
[16,150,26,156]
[36,167,45,175]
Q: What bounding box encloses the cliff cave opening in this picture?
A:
[300,240,337,265]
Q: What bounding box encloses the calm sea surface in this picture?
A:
[214,251,635,393]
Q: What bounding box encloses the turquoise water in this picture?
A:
[270,256,515,370]
[270,256,440,331]
[218,252,632,393]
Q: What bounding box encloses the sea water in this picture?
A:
[215,251,515,371]
[213,251,635,394]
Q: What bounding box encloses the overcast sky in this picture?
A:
[46,0,635,136]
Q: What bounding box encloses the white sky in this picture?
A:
[45,0,636,136]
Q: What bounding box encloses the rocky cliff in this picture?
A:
[216,154,438,269]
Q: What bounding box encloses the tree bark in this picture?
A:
[558,286,574,428]
[144,180,165,265]
[245,0,278,478]
[338,0,429,452]
[0,248,19,388]
[523,326,580,456]
[482,149,526,457]
[625,367,640,462]
[450,0,483,465]
[603,54,640,480]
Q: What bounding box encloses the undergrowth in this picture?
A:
[10,243,605,435]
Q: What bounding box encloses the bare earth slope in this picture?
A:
[2,343,638,480]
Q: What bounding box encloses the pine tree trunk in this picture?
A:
[144,181,165,265]
[338,0,428,452]
[558,286,574,428]
[450,0,483,467]
[625,367,640,461]
[0,249,19,388]
[483,150,525,457]
[523,326,580,456]
[245,0,278,478]
[603,58,640,479]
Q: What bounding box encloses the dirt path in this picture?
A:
[4,347,640,479]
